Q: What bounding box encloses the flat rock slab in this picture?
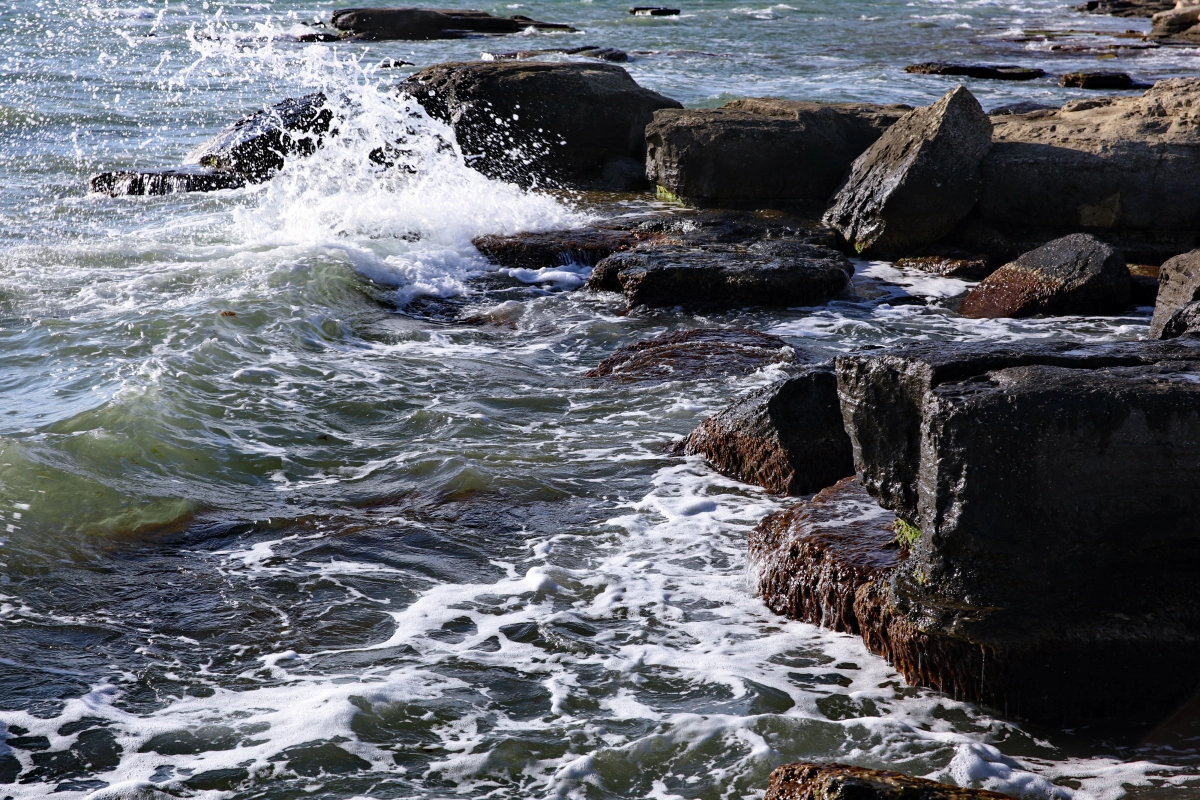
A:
[473,228,648,271]
[906,62,1046,81]
[765,762,1012,800]
[586,328,799,381]
[330,7,576,39]
[751,478,901,631]
[1059,70,1151,89]
[482,45,629,62]
[89,168,246,196]
[1150,249,1200,337]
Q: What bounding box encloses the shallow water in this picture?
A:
[2,0,1200,797]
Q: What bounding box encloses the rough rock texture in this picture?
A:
[951,79,1200,264]
[481,45,629,62]
[1077,0,1174,16]
[676,364,854,495]
[1150,249,1200,337]
[187,93,334,182]
[894,255,992,280]
[1059,70,1149,90]
[645,99,910,209]
[1150,2,1200,37]
[473,228,646,271]
[765,762,1012,800]
[1128,262,1161,305]
[958,233,1131,318]
[592,240,852,310]
[750,478,901,631]
[89,167,246,197]
[329,7,575,39]
[823,86,993,258]
[400,62,681,189]
[585,328,800,381]
[1160,300,1200,338]
[906,62,1045,81]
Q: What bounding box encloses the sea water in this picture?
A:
[0,0,1197,796]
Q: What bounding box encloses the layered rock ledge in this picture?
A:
[765,762,1012,800]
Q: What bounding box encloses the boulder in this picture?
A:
[89,167,246,197]
[481,45,629,63]
[765,763,1012,800]
[1058,70,1150,89]
[905,62,1045,81]
[958,233,1131,318]
[1160,299,1200,337]
[187,92,334,182]
[329,7,575,39]
[894,255,992,279]
[586,328,799,381]
[400,62,681,189]
[645,99,910,209]
[591,239,852,309]
[1150,249,1200,337]
[823,86,993,258]
[1077,0,1174,16]
[675,364,854,495]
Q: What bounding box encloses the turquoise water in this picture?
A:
[0,0,1196,797]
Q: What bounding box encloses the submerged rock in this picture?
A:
[330,7,576,39]
[906,62,1045,81]
[676,364,854,495]
[586,328,799,381]
[400,61,680,189]
[1059,70,1150,89]
[958,233,1131,318]
[765,762,1012,800]
[89,167,246,197]
[645,99,909,209]
[1150,249,1200,337]
[823,86,993,258]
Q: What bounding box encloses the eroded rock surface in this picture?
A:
[187,92,334,182]
[1150,249,1200,337]
[765,762,1012,800]
[587,328,798,381]
[330,7,575,39]
[894,255,992,280]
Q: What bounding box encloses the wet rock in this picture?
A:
[906,62,1045,81]
[401,61,681,189]
[187,92,334,181]
[645,99,909,209]
[592,239,852,310]
[958,233,1131,318]
[894,255,992,280]
[481,45,630,62]
[329,7,576,40]
[630,6,680,14]
[473,227,648,271]
[1059,70,1150,89]
[296,31,339,42]
[586,328,799,381]
[1150,250,1200,337]
[379,58,414,68]
[823,86,993,258]
[1077,0,1174,17]
[88,167,246,197]
[765,762,1012,800]
[1160,299,1200,338]
[988,100,1056,115]
[675,364,854,495]
[751,478,901,629]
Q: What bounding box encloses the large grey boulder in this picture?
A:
[822,86,993,258]
[958,233,1130,318]
[330,7,575,39]
[400,62,681,189]
[1150,249,1200,338]
[644,99,909,209]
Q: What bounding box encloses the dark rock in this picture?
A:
[765,762,1012,800]
[587,328,798,381]
[297,31,340,42]
[481,45,630,63]
[329,7,576,40]
[676,364,854,494]
[958,233,1130,318]
[1150,3,1200,37]
[631,208,841,248]
[592,239,852,310]
[823,86,993,258]
[473,228,647,271]
[379,58,414,68]
[400,61,680,189]
[1128,262,1160,305]
[88,167,246,196]
[1150,250,1200,337]
[988,100,1056,115]
[894,255,992,280]
[1059,70,1150,89]
[630,6,680,14]
[1077,0,1174,17]
[645,99,909,210]
[751,478,901,629]
[906,62,1045,81]
[187,92,334,181]
[1160,299,1200,338]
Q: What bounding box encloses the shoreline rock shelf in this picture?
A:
[765,762,1013,800]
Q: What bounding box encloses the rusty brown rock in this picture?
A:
[585,328,799,381]
[765,762,1012,800]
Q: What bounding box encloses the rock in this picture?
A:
[677,364,854,494]
[751,478,901,629]
[481,45,630,63]
[586,328,799,381]
[823,86,993,258]
[473,228,647,271]
[1128,262,1161,305]
[630,6,680,14]
[186,93,334,181]
[1077,0,1174,17]
[905,62,1045,81]
[1150,249,1200,337]
[765,762,1012,800]
[329,7,576,39]
[379,58,414,68]
[1059,70,1150,89]
[645,99,909,210]
[591,240,852,310]
[987,101,1056,115]
[1160,299,1200,337]
[894,255,992,280]
[88,167,246,196]
[1151,2,1200,36]
[297,31,340,42]
[958,233,1131,318]
[400,61,681,189]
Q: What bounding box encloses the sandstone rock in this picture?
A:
[1077,0,1174,16]
[330,7,575,39]
[1151,2,1200,36]
[1160,299,1200,337]
[88,167,246,196]
[823,86,993,258]
[894,255,992,280]
[481,45,630,62]
[400,61,680,188]
[1150,249,1200,337]
[751,478,900,629]
[1059,70,1150,89]
[645,100,909,209]
[676,364,854,495]
[765,762,1012,800]
[958,233,1130,318]
[586,328,799,381]
[988,101,1056,116]
[187,92,334,181]
[906,62,1045,81]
